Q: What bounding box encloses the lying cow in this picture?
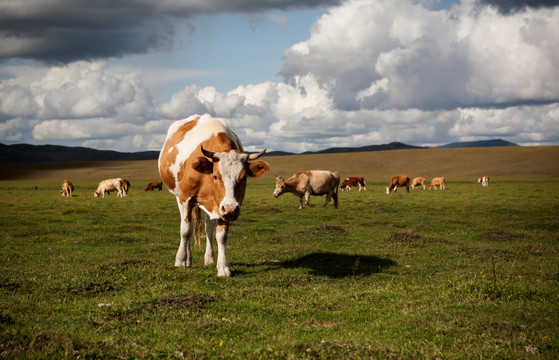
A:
[478,175,489,187]
[145,181,163,191]
[61,180,74,197]
[340,177,367,192]
[94,178,124,198]
[429,177,446,190]
[386,175,410,194]
[273,170,340,209]
[411,177,425,190]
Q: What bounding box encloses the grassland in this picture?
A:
[1,146,558,359]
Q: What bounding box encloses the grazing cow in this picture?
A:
[340,177,367,192]
[478,175,489,187]
[158,114,269,277]
[273,170,340,209]
[386,175,410,194]
[411,177,425,190]
[429,177,446,190]
[121,179,131,196]
[61,180,74,197]
[145,181,163,191]
[94,178,124,198]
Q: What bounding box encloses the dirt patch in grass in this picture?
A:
[483,232,513,241]
[67,280,116,295]
[100,259,157,273]
[143,294,214,311]
[388,229,420,248]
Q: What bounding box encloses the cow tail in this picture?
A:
[334,173,340,209]
[191,205,203,248]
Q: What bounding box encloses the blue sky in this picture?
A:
[1,0,558,153]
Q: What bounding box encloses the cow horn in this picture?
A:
[200,146,217,160]
[248,149,266,160]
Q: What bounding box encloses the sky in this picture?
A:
[1,0,558,153]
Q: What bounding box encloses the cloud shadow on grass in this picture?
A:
[278,252,396,278]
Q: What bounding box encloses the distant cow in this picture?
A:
[94,178,124,198]
[386,175,410,194]
[274,170,340,209]
[411,177,425,190]
[121,179,131,196]
[340,177,367,192]
[145,181,163,191]
[158,114,269,277]
[429,177,446,190]
[478,176,489,187]
[61,180,74,197]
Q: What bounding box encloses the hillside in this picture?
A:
[1,146,557,182]
[0,139,517,164]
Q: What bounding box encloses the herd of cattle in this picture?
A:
[60,179,162,197]
[58,114,490,277]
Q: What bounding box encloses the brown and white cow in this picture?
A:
[478,175,489,187]
[145,181,163,191]
[273,170,340,209]
[158,114,269,277]
[340,177,367,192]
[411,177,425,190]
[61,180,74,197]
[429,177,446,190]
[386,175,410,194]
[94,178,124,198]
[121,179,131,196]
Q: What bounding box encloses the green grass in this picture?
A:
[1,178,558,359]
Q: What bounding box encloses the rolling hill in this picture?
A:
[0,139,518,164]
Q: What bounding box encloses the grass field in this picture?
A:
[1,147,558,358]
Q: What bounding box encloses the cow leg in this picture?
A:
[323,192,332,207]
[304,192,314,207]
[175,199,193,267]
[204,216,216,266]
[298,196,304,209]
[215,222,231,277]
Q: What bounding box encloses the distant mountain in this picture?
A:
[302,142,424,154]
[0,139,519,163]
[0,143,159,164]
[436,139,518,149]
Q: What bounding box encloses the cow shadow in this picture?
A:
[244,252,396,278]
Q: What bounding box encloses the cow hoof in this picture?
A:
[175,261,191,267]
[217,268,231,277]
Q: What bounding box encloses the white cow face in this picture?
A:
[273,176,286,198]
[194,147,269,221]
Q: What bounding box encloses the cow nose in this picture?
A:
[221,204,240,219]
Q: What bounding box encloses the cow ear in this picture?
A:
[192,157,214,174]
[247,160,270,178]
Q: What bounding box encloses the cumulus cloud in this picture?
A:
[1,0,558,153]
[154,0,559,150]
[0,0,342,63]
[0,61,163,151]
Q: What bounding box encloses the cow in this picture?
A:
[478,175,489,187]
[273,170,340,209]
[145,181,163,191]
[61,180,74,197]
[158,114,269,277]
[386,175,410,194]
[340,177,367,192]
[94,178,124,198]
[429,177,446,190]
[121,179,131,196]
[411,177,425,190]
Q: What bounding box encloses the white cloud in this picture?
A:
[1,0,558,153]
